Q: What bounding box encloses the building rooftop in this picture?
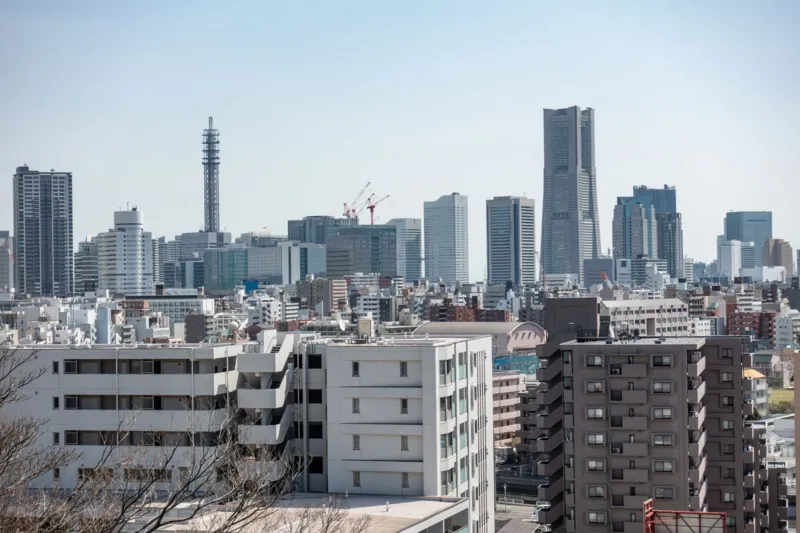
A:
[602,298,688,309]
[744,368,767,379]
[563,336,703,346]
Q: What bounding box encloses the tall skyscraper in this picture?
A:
[387,218,423,282]
[202,117,220,233]
[763,238,793,274]
[724,211,772,267]
[541,106,601,283]
[423,193,469,283]
[0,231,12,294]
[74,237,99,294]
[612,198,657,260]
[97,209,154,297]
[325,225,398,278]
[286,215,358,245]
[485,196,536,286]
[632,184,677,214]
[718,239,743,280]
[656,212,684,279]
[13,166,74,297]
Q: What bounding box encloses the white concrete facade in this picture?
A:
[424,193,469,284]
[97,210,154,297]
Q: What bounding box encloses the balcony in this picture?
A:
[758,488,768,501]
[744,523,756,533]
[537,431,564,453]
[744,427,756,440]
[759,513,769,528]
[775,502,788,519]
[688,406,706,431]
[689,481,707,510]
[537,405,564,429]
[538,483,561,500]
[238,373,291,410]
[688,430,707,455]
[237,336,293,374]
[536,360,562,382]
[744,472,756,488]
[744,497,756,512]
[743,449,755,464]
[688,381,706,403]
[537,502,564,526]
[537,382,563,406]
[610,442,648,456]
[611,468,649,483]
[239,407,292,446]
[608,363,647,378]
[688,353,706,377]
[689,455,707,485]
[610,416,648,430]
[610,389,648,404]
[536,455,561,477]
[744,401,756,416]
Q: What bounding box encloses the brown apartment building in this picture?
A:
[525,298,788,533]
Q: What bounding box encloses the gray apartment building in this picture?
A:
[520,298,788,533]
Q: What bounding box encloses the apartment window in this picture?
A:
[586,381,604,393]
[588,460,606,472]
[586,355,603,367]
[653,382,672,393]
[53,432,60,445]
[587,408,605,419]
[588,434,605,446]
[401,398,408,414]
[141,360,154,374]
[721,372,733,382]
[64,360,77,374]
[588,486,605,498]
[400,361,408,377]
[141,396,155,410]
[352,361,360,377]
[353,435,360,451]
[722,420,734,430]
[65,431,78,445]
[52,397,60,410]
[654,461,674,472]
[53,468,60,481]
[308,354,322,369]
[722,348,733,359]
[308,389,323,404]
[723,468,735,478]
[726,517,736,527]
[401,472,409,488]
[653,355,672,367]
[309,422,323,439]
[722,396,734,406]
[563,377,573,390]
[353,471,361,487]
[52,361,59,374]
[562,350,572,363]
[722,443,735,454]
[352,398,360,414]
[724,492,736,502]
[654,487,674,499]
[654,435,673,446]
[401,435,409,451]
[65,395,78,410]
[653,408,673,419]
[588,511,607,524]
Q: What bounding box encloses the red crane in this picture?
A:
[343,181,371,219]
[367,194,390,224]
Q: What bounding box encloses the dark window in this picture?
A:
[610,390,622,401]
[308,355,322,369]
[295,390,304,403]
[309,422,323,439]
[308,457,324,474]
[52,361,59,374]
[53,432,60,445]
[64,360,77,374]
[308,389,323,404]
[52,397,59,409]
[294,354,303,368]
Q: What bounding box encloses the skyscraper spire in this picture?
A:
[202,117,220,233]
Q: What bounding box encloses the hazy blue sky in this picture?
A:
[2,1,798,279]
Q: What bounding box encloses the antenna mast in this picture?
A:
[202,117,221,233]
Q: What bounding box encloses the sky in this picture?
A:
[1,1,798,280]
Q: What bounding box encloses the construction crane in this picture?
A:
[343,182,371,219]
[367,194,390,224]
[352,194,373,220]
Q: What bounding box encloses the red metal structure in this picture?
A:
[367,194,390,224]
[643,499,727,533]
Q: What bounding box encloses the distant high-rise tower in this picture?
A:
[656,212,684,279]
[424,193,469,283]
[387,218,423,282]
[632,184,677,214]
[724,211,772,267]
[13,166,74,297]
[612,198,657,260]
[97,209,154,297]
[74,237,99,294]
[486,196,536,286]
[202,117,220,233]
[541,106,601,284]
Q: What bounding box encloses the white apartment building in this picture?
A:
[97,209,154,297]
[5,330,494,533]
[424,193,469,284]
[775,310,800,349]
[246,295,283,327]
[135,296,216,327]
[601,298,690,336]
[718,239,742,280]
[492,371,525,447]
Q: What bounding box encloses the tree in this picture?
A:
[770,400,794,415]
[0,341,371,533]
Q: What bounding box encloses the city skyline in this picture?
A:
[1,2,799,279]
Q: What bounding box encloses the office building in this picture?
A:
[74,237,99,294]
[655,213,684,279]
[741,242,757,270]
[763,238,793,274]
[386,218,423,282]
[424,193,469,283]
[287,215,358,245]
[541,106,601,284]
[583,257,615,289]
[485,196,536,286]
[163,259,204,289]
[630,257,668,286]
[0,231,13,293]
[612,198,657,260]
[724,211,772,267]
[718,240,743,280]
[248,242,326,284]
[176,231,232,261]
[13,166,74,297]
[631,184,677,215]
[526,298,787,533]
[296,277,348,316]
[2,329,493,532]
[96,210,154,298]
[203,246,248,294]
[325,225,397,279]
